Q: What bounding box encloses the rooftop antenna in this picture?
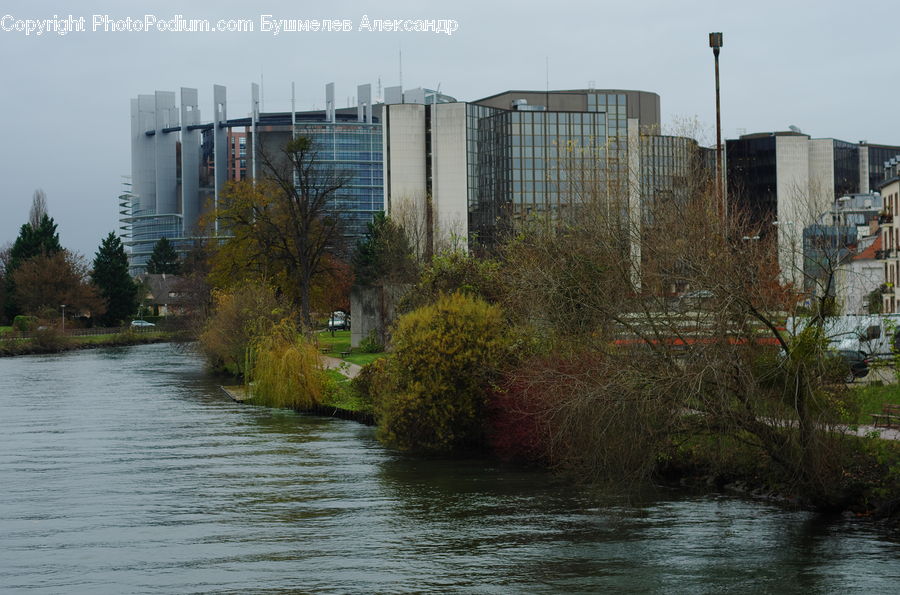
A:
[399,47,403,91]
[260,72,264,112]
[377,77,382,102]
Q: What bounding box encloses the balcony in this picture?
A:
[881,283,895,295]
[879,213,894,225]
[876,249,894,260]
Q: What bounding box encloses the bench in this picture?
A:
[319,347,331,354]
[871,404,900,428]
[340,350,351,358]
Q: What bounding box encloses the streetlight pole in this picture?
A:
[709,32,724,227]
[61,304,66,333]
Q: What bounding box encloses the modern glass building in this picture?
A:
[126,83,384,274]
[292,118,383,239]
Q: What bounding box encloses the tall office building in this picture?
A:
[382,88,709,288]
[125,83,385,274]
[726,132,900,282]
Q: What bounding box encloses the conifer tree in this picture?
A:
[92,232,139,325]
[5,212,63,319]
[146,237,181,274]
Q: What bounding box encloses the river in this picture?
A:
[1,343,899,593]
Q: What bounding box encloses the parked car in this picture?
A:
[326,312,350,331]
[131,320,156,327]
[838,350,870,382]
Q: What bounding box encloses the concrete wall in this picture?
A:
[180,87,201,234]
[433,102,469,247]
[350,284,410,348]
[808,138,835,214]
[154,91,179,216]
[385,104,427,217]
[838,259,884,315]
[131,95,157,215]
[776,135,811,284]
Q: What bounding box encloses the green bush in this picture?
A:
[248,321,325,410]
[12,315,38,332]
[359,329,384,353]
[373,292,508,453]
[198,284,293,376]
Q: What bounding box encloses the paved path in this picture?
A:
[321,355,362,379]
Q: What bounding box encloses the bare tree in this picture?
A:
[29,189,48,228]
[216,137,349,327]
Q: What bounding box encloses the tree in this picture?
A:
[146,237,181,274]
[91,232,139,326]
[352,212,418,286]
[11,250,104,320]
[497,173,864,508]
[373,292,509,453]
[29,189,48,228]
[5,210,62,319]
[216,136,349,327]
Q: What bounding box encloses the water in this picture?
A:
[1,343,899,593]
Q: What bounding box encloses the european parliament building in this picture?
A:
[124,83,389,274]
[125,83,704,276]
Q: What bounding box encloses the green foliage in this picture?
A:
[249,321,325,410]
[6,213,62,319]
[400,249,502,313]
[359,329,384,353]
[146,237,181,274]
[12,315,37,332]
[352,212,418,286]
[92,232,139,326]
[198,283,293,376]
[373,292,509,453]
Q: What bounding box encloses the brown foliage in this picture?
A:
[11,250,104,319]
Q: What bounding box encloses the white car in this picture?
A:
[131,320,156,327]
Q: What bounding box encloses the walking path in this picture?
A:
[321,355,362,379]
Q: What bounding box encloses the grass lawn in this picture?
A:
[849,382,900,425]
[0,326,11,336]
[322,368,369,412]
[315,329,386,367]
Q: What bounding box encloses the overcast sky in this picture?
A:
[1,0,897,258]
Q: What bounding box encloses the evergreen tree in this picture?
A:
[92,232,139,326]
[146,237,181,274]
[5,213,63,319]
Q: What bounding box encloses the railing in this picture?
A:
[879,213,894,225]
[875,249,894,260]
[5,325,164,340]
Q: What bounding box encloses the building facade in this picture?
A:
[382,88,706,273]
[726,132,900,283]
[880,157,900,312]
[125,83,385,274]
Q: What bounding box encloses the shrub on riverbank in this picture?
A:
[199,284,293,376]
[249,321,325,409]
[373,292,509,453]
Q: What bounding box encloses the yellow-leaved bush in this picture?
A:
[248,321,326,410]
[374,292,508,453]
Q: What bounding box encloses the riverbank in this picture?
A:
[0,330,184,357]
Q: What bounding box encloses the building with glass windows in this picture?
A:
[383,88,708,273]
[125,83,388,274]
[726,132,900,282]
[879,157,900,313]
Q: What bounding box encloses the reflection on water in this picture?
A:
[1,343,898,593]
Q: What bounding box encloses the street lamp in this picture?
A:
[60,304,67,333]
[709,32,724,226]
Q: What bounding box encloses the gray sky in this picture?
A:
[1,0,897,259]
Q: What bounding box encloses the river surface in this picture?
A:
[1,343,899,594]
